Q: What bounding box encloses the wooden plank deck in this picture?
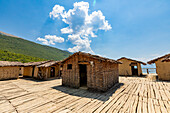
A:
[0,77,169,113]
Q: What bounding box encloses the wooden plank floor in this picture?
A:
[0,77,169,113]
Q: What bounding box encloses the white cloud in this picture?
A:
[61,27,73,34]
[132,57,151,62]
[150,54,160,57]
[49,1,112,53]
[49,5,65,19]
[67,34,93,53]
[37,35,64,45]
[37,37,49,45]
[45,35,64,43]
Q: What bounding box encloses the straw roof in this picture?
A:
[23,61,51,67]
[0,60,60,67]
[147,54,170,64]
[0,61,23,67]
[37,61,60,67]
[61,51,122,64]
[117,57,146,65]
[162,56,170,62]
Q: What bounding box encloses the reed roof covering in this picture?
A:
[147,54,170,64]
[0,61,23,67]
[23,61,51,67]
[117,57,146,65]
[161,56,170,62]
[37,61,60,67]
[61,51,122,64]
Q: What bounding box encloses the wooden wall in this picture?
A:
[23,66,33,77]
[34,67,39,78]
[36,67,48,79]
[137,63,142,75]
[62,55,79,88]
[0,67,19,80]
[62,54,119,91]
[155,59,170,81]
[118,59,132,75]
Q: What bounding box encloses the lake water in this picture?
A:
[141,64,156,74]
[142,68,156,74]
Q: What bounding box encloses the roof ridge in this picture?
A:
[147,53,170,64]
[0,61,23,67]
[117,57,146,65]
[61,51,121,64]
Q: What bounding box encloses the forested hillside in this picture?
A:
[0,33,71,61]
[0,49,46,63]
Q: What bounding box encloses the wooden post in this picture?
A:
[147,69,149,74]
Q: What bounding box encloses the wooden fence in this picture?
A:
[142,68,156,74]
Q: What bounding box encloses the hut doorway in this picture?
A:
[50,67,55,77]
[79,64,87,87]
[131,65,138,75]
[32,66,35,77]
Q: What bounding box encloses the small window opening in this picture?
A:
[67,64,72,69]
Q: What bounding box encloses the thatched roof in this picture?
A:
[117,57,146,65]
[0,60,60,67]
[37,61,60,67]
[147,54,170,64]
[23,61,51,67]
[162,56,170,62]
[0,61,23,67]
[61,51,122,64]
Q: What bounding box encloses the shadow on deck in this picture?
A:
[119,75,147,78]
[19,77,61,82]
[52,83,124,102]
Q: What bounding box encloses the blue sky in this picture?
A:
[0,0,170,64]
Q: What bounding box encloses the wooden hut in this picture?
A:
[0,61,23,80]
[147,54,170,81]
[61,52,121,92]
[117,57,146,76]
[35,61,60,80]
[23,61,60,80]
[23,61,49,77]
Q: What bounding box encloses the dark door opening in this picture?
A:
[32,66,35,77]
[131,66,138,75]
[50,67,55,77]
[79,64,87,87]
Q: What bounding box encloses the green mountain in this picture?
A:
[0,31,21,38]
[0,49,46,63]
[0,33,71,61]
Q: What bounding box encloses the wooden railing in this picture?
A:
[142,68,156,74]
